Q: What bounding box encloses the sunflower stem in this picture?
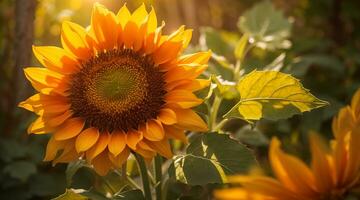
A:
[154,154,163,200]
[135,153,152,200]
[210,95,223,130]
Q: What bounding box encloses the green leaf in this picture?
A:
[234,34,249,61]
[113,189,145,200]
[52,189,87,200]
[238,0,292,50]
[170,132,257,185]
[225,70,328,122]
[211,75,239,100]
[3,161,37,181]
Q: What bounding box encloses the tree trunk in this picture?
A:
[14,0,36,101]
[3,0,37,134]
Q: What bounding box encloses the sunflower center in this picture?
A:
[69,49,166,132]
[95,69,137,101]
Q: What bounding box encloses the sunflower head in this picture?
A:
[19,3,210,175]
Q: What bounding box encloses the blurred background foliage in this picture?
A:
[0,0,360,199]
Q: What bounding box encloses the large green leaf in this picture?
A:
[170,132,257,185]
[238,0,292,50]
[225,70,328,122]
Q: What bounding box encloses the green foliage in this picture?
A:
[170,132,257,185]
[238,0,292,50]
[3,161,37,182]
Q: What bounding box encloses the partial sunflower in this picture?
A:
[214,89,360,200]
[19,3,210,176]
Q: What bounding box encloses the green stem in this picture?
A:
[233,60,241,81]
[135,153,152,200]
[154,154,163,200]
[126,176,141,190]
[209,95,223,130]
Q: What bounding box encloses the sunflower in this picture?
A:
[19,3,210,176]
[214,89,360,200]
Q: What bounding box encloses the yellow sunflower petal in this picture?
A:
[214,188,270,200]
[153,41,182,65]
[19,93,67,110]
[126,130,143,150]
[143,21,165,54]
[181,29,192,49]
[108,131,126,156]
[19,93,70,116]
[61,21,92,60]
[163,125,188,143]
[165,90,203,108]
[144,139,173,158]
[123,21,139,49]
[144,119,165,141]
[109,147,130,167]
[229,176,300,200]
[146,7,157,34]
[158,108,177,125]
[28,116,54,134]
[137,141,154,151]
[167,26,192,49]
[135,142,156,159]
[86,132,111,162]
[24,67,65,92]
[90,3,118,51]
[174,79,210,92]
[269,137,317,196]
[333,107,355,140]
[309,133,334,193]
[179,50,212,65]
[40,104,71,117]
[117,4,131,26]
[130,3,148,26]
[333,139,348,185]
[173,108,208,132]
[54,118,85,140]
[32,46,79,74]
[43,136,67,161]
[46,110,73,128]
[53,147,79,165]
[75,127,100,153]
[344,126,360,185]
[92,151,112,176]
[165,64,208,83]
